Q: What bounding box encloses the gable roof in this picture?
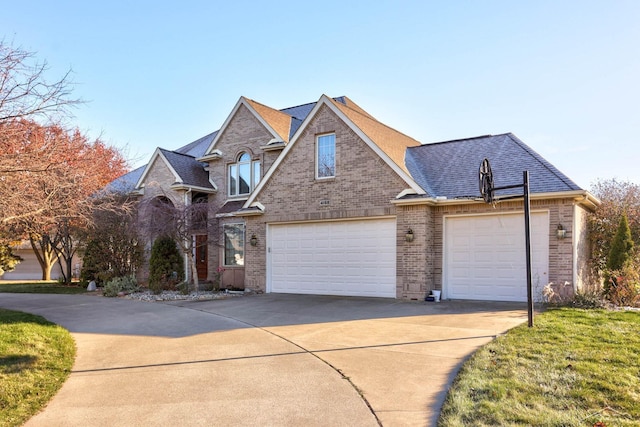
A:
[202,97,293,156]
[109,97,350,193]
[243,98,292,143]
[327,96,421,175]
[405,133,582,199]
[160,149,215,190]
[135,148,216,193]
[245,95,426,208]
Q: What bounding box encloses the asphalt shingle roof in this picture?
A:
[175,131,217,158]
[159,148,213,190]
[329,96,421,175]
[244,98,293,143]
[105,165,145,193]
[405,133,582,199]
[112,97,581,202]
[279,97,348,139]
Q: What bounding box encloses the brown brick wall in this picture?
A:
[244,104,412,296]
[203,103,283,282]
[396,204,434,300]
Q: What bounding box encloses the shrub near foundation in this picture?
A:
[102,275,139,297]
[148,236,183,294]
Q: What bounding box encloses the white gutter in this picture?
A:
[391,189,600,210]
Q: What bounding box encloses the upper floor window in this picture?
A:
[228,152,261,197]
[316,134,335,179]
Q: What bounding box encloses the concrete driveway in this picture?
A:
[0,293,527,426]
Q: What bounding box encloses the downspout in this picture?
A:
[572,201,578,295]
[184,189,192,283]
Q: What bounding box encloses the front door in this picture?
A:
[195,235,208,281]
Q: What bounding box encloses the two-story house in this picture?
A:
[128,94,599,301]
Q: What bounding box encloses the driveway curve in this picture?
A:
[0,293,527,426]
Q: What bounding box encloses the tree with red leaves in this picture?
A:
[1,119,128,280]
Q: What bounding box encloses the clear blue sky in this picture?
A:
[3,1,639,190]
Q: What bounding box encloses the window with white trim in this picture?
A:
[223,223,244,266]
[228,152,260,196]
[316,134,335,179]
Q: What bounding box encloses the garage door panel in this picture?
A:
[269,218,396,298]
[445,212,549,302]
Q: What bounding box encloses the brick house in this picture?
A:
[126,94,599,301]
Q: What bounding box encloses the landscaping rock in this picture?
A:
[123,290,247,302]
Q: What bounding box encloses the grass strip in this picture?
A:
[0,283,87,294]
[0,309,76,427]
[439,308,640,426]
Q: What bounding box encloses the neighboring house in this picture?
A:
[125,94,599,302]
[0,240,80,281]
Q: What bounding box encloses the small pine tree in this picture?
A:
[148,236,184,293]
[80,239,103,283]
[607,213,634,271]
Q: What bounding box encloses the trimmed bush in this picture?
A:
[148,236,184,294]
[103,275,139,297]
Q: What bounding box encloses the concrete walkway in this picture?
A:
[0,293,527,426]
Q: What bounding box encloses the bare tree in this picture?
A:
[0,40,81,124]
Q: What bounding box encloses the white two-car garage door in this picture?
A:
[444,212,549,302]
[268,218,396,298]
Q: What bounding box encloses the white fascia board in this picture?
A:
[232,202,265,217]
[321,95,426,195]
[169,184,217,193]
[246,95,427,208]
[202,97,244,155]
[390,189,601,209]
[390,197,437,206]
[134,148,182,189]
[202,97,286,156]
[243,97,328,208]
[196,149,223,162]
[242,99,289,143]
[395,188,419,199]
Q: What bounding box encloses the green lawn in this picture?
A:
[0,282,87,294]
[0,309,76,427]
[439,308,640,426]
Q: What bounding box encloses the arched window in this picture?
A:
[228,152,260,197]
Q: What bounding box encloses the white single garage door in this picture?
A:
[268,218,396,298]
[444,212,549,302]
